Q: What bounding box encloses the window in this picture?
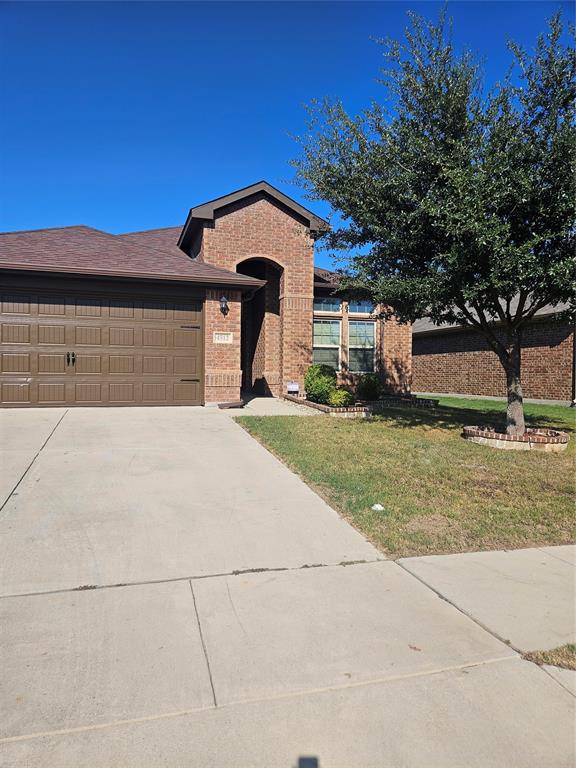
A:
[313,319,340,369]
[349,321,375,372]
[348,299,375,314]
[313,296,341,313]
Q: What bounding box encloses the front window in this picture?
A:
[313,319,340,369]
[348,299,375,314]
[349,321,375,372]
[313,296,341,313]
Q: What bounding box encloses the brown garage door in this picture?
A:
[0,282,204,406]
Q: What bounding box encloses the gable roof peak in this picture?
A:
[178,180,329,251]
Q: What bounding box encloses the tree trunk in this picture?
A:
[503,335,525,436]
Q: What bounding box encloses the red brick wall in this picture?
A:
[412,320,574,401]
[198,193,314,399]
[204,289,242,403]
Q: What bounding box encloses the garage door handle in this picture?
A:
[180,379,199,382]
[66,352,71,366]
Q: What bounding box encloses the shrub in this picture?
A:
[304,364,337,404]
[356,373,382,401]
[328,388,355,408]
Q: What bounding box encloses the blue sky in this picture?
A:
[1,1,572,269]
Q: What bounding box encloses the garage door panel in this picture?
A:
[109,327,135,347]
[38,325,66,345]
[174,381,200,402]
[142,328,167,347]
[109,300,135,319]
[109,383,135,403]
[109,355,134,374]
[38,296,67,316]
[75,298,103,317]
[1,287,204,407]
[1,383,30,404]
[143,356,167,375]
[75,355,102,374]
[173,356,198,375]
[76,326,102,346]
[1,296,31,315]
[1,353,31,373]
[2,323,30,344]
[38,354,66,374]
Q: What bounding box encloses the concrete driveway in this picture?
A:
[0,407,574,767]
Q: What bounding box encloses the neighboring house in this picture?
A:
[0,181,411,408]
[412,307,575,402]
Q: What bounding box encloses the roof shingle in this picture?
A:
[0,225,264,289]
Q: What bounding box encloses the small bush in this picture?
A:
[304,364,337,387]
[356,373,382,401]
[328,388,355,408]
[304,364,337,404]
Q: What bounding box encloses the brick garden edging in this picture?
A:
[462,425,569,452]
[283,394,439,418]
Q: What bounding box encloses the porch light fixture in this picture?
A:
[219,295,229,316]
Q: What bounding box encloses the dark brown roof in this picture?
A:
[179,181,330,252]
[314,266,340,290]
[0,225,264,289]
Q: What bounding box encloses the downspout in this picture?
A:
[571,322,576,407]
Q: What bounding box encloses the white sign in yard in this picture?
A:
[213,332,233,344]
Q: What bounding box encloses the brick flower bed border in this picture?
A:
[283,394,439,418]
[462,425,569,452]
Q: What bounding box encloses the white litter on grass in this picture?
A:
[371,503,385,512]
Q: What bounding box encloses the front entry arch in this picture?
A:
[236,258,283,396]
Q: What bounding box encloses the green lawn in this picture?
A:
[237,397,576,558]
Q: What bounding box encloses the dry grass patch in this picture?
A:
[237,397,575,557]
[524,644,576,670]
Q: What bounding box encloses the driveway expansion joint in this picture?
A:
[0,655,518,746]
[0,408,68,517]
[395,560,521,655]
[0,558,385,600]
[189,580,218,709]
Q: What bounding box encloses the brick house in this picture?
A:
[0,181,411,407]
[412,308,575,403]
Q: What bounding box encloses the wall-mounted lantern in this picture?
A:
[219,295,229,316]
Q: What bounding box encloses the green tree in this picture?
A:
[293,10,575,435]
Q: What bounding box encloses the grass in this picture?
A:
[237,396,576,558]
[524,644,576,671]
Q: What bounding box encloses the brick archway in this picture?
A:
[236,258,283,396]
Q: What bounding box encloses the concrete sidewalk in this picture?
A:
[0,407,574,767]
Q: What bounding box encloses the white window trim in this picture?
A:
[348,320,376,373]
[313,297,342,314]
[313,318,342,371]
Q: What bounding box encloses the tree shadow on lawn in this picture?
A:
[365,403,575,434]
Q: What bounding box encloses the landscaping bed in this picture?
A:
[237,396,575,558]
[284,393,439,417]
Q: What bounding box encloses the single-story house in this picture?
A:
[0,181,411,407]
[412,306,575,403]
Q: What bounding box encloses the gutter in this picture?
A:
[0,264,265,292]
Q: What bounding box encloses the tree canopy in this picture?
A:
[293,9,576,434]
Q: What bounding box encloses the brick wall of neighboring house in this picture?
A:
[204,289,242,403]
[197,193,315,398]
[412,319,574,401]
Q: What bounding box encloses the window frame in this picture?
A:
[313,318,342,371]
[348,319,376,373]
[313,295,342,314]
[348,299,376,315]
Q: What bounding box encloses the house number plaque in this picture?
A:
[213,332,233,344]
